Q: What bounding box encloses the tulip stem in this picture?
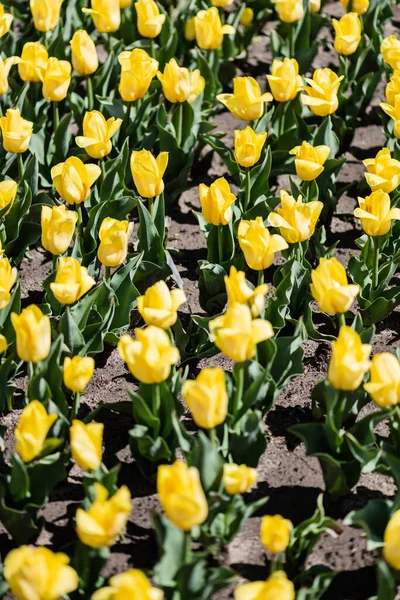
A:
[372,237,381,290]
[149,39,155,59]
[218,225,224,263]
[87,76,94,111]
[124,102,133,137]
[232,362,244,419]
[209,427,218,448]
[257,269,264,287]
[148,196,154,218]
[105,266,111,283]
[53,101,59,130]
[71,392,81,421]
[152,385,161,437]
[174,103,183,148]
[338,313,346,329]
[52,254,58,272]
[244,168,251,213]
[183,531,192,564]
[17,153,24,182]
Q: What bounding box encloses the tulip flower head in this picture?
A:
[157,58,205,103]
[199,177,236,226]
[309,0,320,13]
[290,141,330,181]
[130,149,168,198]
[97,217,133,268]
[64,355,95,393]
[0,57,21,96]
[234,126,267,168]
[82,0,121,33]
[224,265,268,317]
[118,48,158,102]
[76,110,122,159]
[354,190,400,236]
[0,333,7,353]
[11,305,51,363]
[261,514,292,554]
[302,68,343,117]
[184,17,196,41]
[328,326,371,391]
[234,571,295,600]
[333,12,361,56]
[268,190,323,244]
[381,35,400,71]
[51,156,101,205]
[0,108,33,154]
[266,58,303,103]
[0,3,12,38]
[212,0,234,7]
[223,463,258,494]
[41,205,78,255]
[364,353,400,408]
[194,7,235,50]
[381,95,400,139]
[70,419,103,471]
[120,0,132,6]
[384,510,400,570]
[18,41,48,83]
[240,7,254,27]
[340,0,369,15]
[217,76,273,121]
[273,0,304,23]
[30,0,62,32]
[0,255,17,310]
[50,257,95,305]
[0,179,18,215]
[92,570,163,600]
[137,280,186,329]
[182,367,229,429]
[15,400,58,462]
[310,257,359,315]
[135,0,165,38]
[40,57,72,102]
[238,216,288,270]
[71,30,98,76]
[385,70,400,107]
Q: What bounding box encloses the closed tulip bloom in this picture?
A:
[118,48,158,102]
[217,77,273,121]
[51,157,101,205]
[83,0,121,33]
[223,463,257,494]
[210,303,274,362]
[185,17,196,41]
[310,257,359,315]
[340,0,369,15]
[137,280,186,329]
[261,515,291,554]
[0,179,18,215]
[290,141,330,181]
[98,217,133,268]
[118,326,180,384]
[382,35,400,71]
[354,189,400,236]
[364,353,400,408]
[238,216,288,271]
[0,108,33,154]
[266,58,303,103]
[71,30,98,76]
[212,0,234,7]
[273,0,304,23]
[76,483,131,548]
[50,257,95,305]
[240,7,254,27]
[234,127,267,168]
[41,205,78,255]
[268,190,323,244]
[0,256,17,310]
[309,0,320,13]
[0,333,7,353]
[70,419,103,471]
[18,41,48,82]
[381,95,400,139]
[328,326,371,391]
[4,546,78,600]
[135,0,165,38]
[41,57,71,102]
[182,367,228,429]
[234,571,295,600]
[0,57,20,96]
[333,13,361,56]
[157,58,205,103]
[15,400,58,462]
[11,305,51,363]
[199,177,236,226]
[30,0,62,32]
[385,71,400,107]
[0,3,12,38]
[130,149,168,198]
[157,461,208,530]
[64,356,95,392]
[92,570,163,600]
[384,510,400,569]
[365,148,400,193]
[302,68,343,117]
[194,7,235,50]
[76,111,122,159]
[224,266,268,317]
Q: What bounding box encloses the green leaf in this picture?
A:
[9,453,30,502]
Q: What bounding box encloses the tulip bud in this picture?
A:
[76,110,122,159]
[0,256,17,310]
[118,48,158,102]
[51,156,101,205]
[71,30,98,76]
[273,0,304,23]
[240,7,254,27]
[381,96,400,139]
[0,333,7,353]
[135,0,165,38]
[364,353,400,408]
[310,257,359,315]
[76,483,131,548]
[92,570,163,600]
[309,0,320,13]
[18,41,48,83]
[0,108,33,154]
[0,3,12,38]
[328,326,371,391]
[199,177,236,226]
[218,76,272,121]
[182,367,228,429]
[385,71,400,107]
[212,0,234,7]
[234,126,267,168]
[41,57,71,102]
[130,149,168,198]
[268,190,323,244]
[185,17,196,41]
[354,189,400,236]
[137,280,186,329]
[15,400,58,462]
[157,461,208,530]
[30,0,63,32]
[70,419,103,471]
[157,58,205,103]
[50,257,96,305]
[82,0,121,33]
[97,217,133,268]
[11,305,51,363]
[290,141,330,181]
[302,68,343,117]
[41,205,78,255]
[238,216,288,271]
[223,463,257,494]
[225,266,268,317]
[333,13,361,56]
[4,546,78,600]
[266,58,303,102]
[0,57,20,96]
[64,356,95,393]
[234,571,295,600]
[366,147,400,192]
[381,35,400,71]
[340,0,369,16]
[261,515,291,554]
[210,303,274,362]
[0,179,18,215]
[194,7,235,50]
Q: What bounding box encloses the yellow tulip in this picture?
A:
[41,204,78,255]
[199,177,236,226]
[15,400,58,463]
[381,35,400,71]
[120,0,132,6]
[92,570,163,600]
[0,108,33,154]
[82,0,121,33]
[30,0,62,32]
[364,353,400,408]
[210,303,274,362]
[118,48,158,102]
[302,68,343,117]
[261,515,291,554]
[328,326,371,391]
[217,76,273,121]
[0,333,7,353]
[0,256,17,310]
[0,3,12,38]
[157,461,208,530]
[212,0,234,7]
[194,7,235,50]
[118,326,180,384]
[289,141,330,181]
[18,41,48,83]
[41,57,71,102]
[238,216,288,271]
[135,0,165,38]
[384,510,400,569]
[182,367,228,429]
[64,356,95,392]
[385,70,400,107]
[70,419,103,471]
[11,305,51,363]
[97,217,133,268]
[309,0,320,13]
[240,7,254,27]
[157,58,205,103]
[310,257,359,315]
[4,546,78,600]
[234,126,267,168]
[50,257,95,305]
[354,190,400,236]
[137,280,186,329]
[51,156,101,205]
[185,17,196,41]
[266,58,303,103]
[273,0,304,23]
[0,179,18,215]
[76,483,131,548]
[71,30,98,76]
[333,12,361,56]
[224,265,268,317]
[268,190,323,244]
[381,95,400,139]
[130,149,168,198]
[234,571,295,600]
[76,110,122,159]
[0,57,20,96]
[340,0,369,15]
[223,463,257,494]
